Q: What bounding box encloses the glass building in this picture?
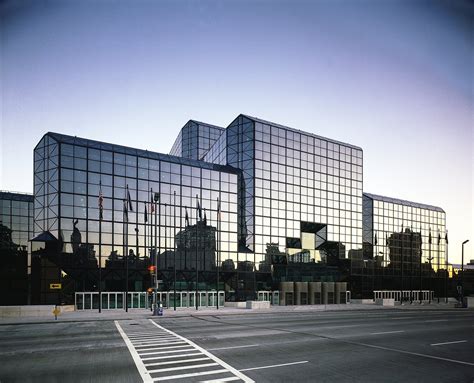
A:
[28,114,446,304]
[0,191,34,304]
[33,132,239,304]
[170,120,224,161]
[361,192,447,298]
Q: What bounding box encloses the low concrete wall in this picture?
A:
[375,298,395,306]
[351,299,374,304]
[464,297,474,308]
[0,305,75,318]
[246,301,270,309]
[224,302,246,309]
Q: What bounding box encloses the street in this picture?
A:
[0,308,473,382]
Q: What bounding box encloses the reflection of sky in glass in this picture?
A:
[1,0,472,263]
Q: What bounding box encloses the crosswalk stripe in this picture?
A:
[137,345,190,353]
[151,368,230,381]
[200,377,242,383]
[139,348,195,356]
[142,352,203,361]
[144,357,210,367]
[148,362,219,374]
[115,321,152,382]
[135,341,186,348]
[149,320,253,383]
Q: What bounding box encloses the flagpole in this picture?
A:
[216,197,220,310]
[445,231,448,304]
[195,195,199,311]
[428,228,432,304]
[419,226,422,304]
[123,198,127,312]
[156,191,159,310]
[173,192,177,311]
[410,228,413,304]
[98,181,102,313]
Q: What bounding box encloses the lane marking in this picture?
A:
[354,342,474,367]
[239,360,309,372]
[370,330,405,335]
[115,321,152,382]
[148,362,219,373]
[207,344,260,351]
[431,340,467,346]
[425,320,449,323]
[149,319,253,382]
[135,341,186,348]
[152,369,229,381]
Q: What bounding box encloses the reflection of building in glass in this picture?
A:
[159,219,217,271]
[22,114,447,303]
[0,191,33,305]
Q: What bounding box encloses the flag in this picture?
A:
[185,207,189,226]
[123,199,128,222]
[98,183,104,221]
[428,230,432,244]
[445,232,448,244]
[203,209,207,226]
[374,233,377,246]
[126,185,133,212]
[438,233,441,245]
[144,202,148,223]
[196,195,202,221]
[150,188,155,213]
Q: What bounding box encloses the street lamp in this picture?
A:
[461,239,469,305]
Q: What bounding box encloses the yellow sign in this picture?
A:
[49,283,62,290]
[52,307,61,316]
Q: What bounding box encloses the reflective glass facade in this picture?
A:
[170,120,224,161]
[29,114,447,303]
[0,191,33,304]
[359,193,447,298]
[33,133,239,304]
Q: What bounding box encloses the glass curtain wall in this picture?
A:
[33,132,239,304]
[362,193,446,297]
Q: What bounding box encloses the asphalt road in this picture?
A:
[0,309,473,382]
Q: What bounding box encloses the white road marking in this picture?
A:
[149,319,253,382]
[114,321,152,382]
[431,340,467,346]
[139,348,196,356]
[135,341,186,348]
[355,342,474,367]
[142,352,202,361]
[201,377,241,383]
[370,330,405,335]
[425,319,449,323]
[207,344,260,351]
[200,377,241,383]
[148,362,219,373]
[145,357,210,367]
[152,369,229,381]
[239,360,309,372]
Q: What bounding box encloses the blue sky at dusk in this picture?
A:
[1,0,472,263]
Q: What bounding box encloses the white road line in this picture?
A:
[207,344,260,351]
[135,341,186,348]
[200,377,241,383]
[148,362,219,373]
[430,340,467,346]
[152,369,229,381]
[425,320,449,323]
[132,337,178,343]
[115,321,152,383]
[142,352,202,361]
[130,336,177,341]
[355,341,474,367]
[239,360,309,372]
[149,319,254,383]
[139,348,196,356]
[145,357,210,367]
[138,345,191,353]
[370,330,405,335]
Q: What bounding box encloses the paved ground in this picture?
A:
[0,306,473,382]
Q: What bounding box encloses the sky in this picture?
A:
[1,0,472,263]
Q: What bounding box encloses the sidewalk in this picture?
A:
[0,301,461,326]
